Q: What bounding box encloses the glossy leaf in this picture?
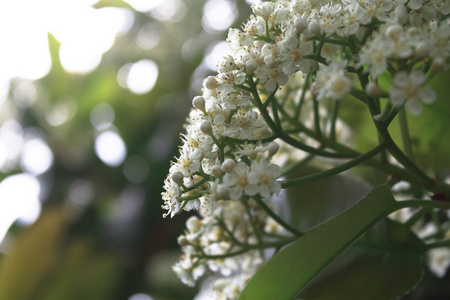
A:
[239,185,397,300]
[299,219,425,300]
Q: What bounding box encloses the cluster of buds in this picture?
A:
[163,0,449,297]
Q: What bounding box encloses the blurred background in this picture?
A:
[0,0,257,299]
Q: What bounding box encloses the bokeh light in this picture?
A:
[125,60,159,95]
[0,174,41,244]
[202,0,237,33]
[95,130,127,167]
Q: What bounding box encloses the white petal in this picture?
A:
[389,88,405,105]
[409,70,425,86]
[419,87,436,104]
[393,72,409,87]
[406,99,423,115]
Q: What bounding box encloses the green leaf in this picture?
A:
[239,185,397,300]
[299,219,424,300]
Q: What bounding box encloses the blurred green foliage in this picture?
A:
[0,0,251,299]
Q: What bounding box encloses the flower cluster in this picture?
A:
[163,0,450,297]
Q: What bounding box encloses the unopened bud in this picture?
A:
[171,171,184,185]
[415,42,431,58]
[385,24,402,40]
[308,20,321,36]
[246,60,258,73]
[221,159,236,173]
[309,60,319,72]
[268,142,280,156]
[192,96,205,111]
[431,57,445,73]
[295,18,308,34]
[204,76,217,90]
[211,165,223,178]
[365,81,383,97]
[218,185,229,199]
[200,120,213,135]
[394,5,408,25]
[177,236,189,246]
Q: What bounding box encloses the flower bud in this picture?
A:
[211,165,223,178]
[415,42,431,58]
[365,81,383,97]
[431,57,445,73]
[200,120,213,135]
[268,142,280,156]
[171,171,184,185]
[295,18,308,34]
[309,60,319,72]
[394,5,408,25]
[218,185,229,199]
[246,59,258,73]
[221,159,236,173]
[177,235,189,246]
[307,20,321,36]
[204,76,217,90]
[385,24,402,40]
[192,96,205,111]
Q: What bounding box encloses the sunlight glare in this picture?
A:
[126,60,159,95]
[21,139,54,175]
[0,174,41,243]
[202,0,237,33]
[95,131,126,167]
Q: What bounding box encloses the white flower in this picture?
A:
[252,2,275,20]
[428,247,450,278]
[338,2,369,37]
[223,162,258,200]
[162,178,181,218]
[389,70,436,115]
[312,60,352,100]
[279,36,313,74]
[255,65,289,92]
[216,70,246,95]
[227,28,253,53]
[358,36,394,78]
[173,246,206,287]
[170,144,202,176]
[248,159,281,199]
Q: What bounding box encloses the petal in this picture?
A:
[409,70,425,85]
[229,186,242,200]
[389,87,405,105]
[419,87,436,104]
[406,99,423,116]
[393,72,409,87]
[268,164,281,178]
[245,184,259,196]
[265,79,277,92]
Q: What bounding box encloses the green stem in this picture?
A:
[405,208,431,227]
[358,72,434,187]
[373,101,393,122]
[282,143,387,189]
[313,98,322,139]
[248,76,354,159]
[281,153,315,176]
[180,178,209,194]
[398,107,415,161]
[216,216,245,247]
[396,199,450,211]
[196,236,298,260]
[424,239,450,250]
[294,72,311,119]
[243,200,265,258]
[271,94,282,128]
[252,196,302,237]
[329,100,339,141]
